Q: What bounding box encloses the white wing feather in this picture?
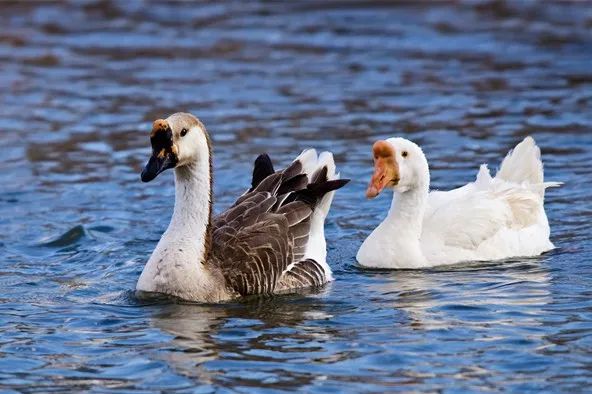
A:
[424,164,542,251]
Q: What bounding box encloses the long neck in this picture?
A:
[380,178,430,268]
[358,179,430,269]
[165,155,212,261]
[386,183,429,237]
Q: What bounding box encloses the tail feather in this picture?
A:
[249,149,348,268]
[302,151,348,266]
[318,151,338,180]
[283,149,347,266]
[313,152,341,220]
[496,136,550,197]
[282,151,349,212]
[475,164,492,189]
[294,149,318,178]
[496,136,543,185]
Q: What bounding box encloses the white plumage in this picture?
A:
[357,137,561,269]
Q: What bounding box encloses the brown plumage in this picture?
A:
[210,154,348,297]
[137,112,348,302]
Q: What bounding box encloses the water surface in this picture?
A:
[1,1,591,392]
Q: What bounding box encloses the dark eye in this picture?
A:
[402,151,408,158]
[180,128,188,137]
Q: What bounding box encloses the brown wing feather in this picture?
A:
[211,212,295,295]
[277,259,327,291]
[211,186,314,296]
[209,153,348,296]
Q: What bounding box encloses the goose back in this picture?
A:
[209,154,348,296]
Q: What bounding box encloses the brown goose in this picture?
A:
[136,112,349,302]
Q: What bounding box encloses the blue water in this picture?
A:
[1,1,591,392]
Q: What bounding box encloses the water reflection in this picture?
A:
[148,289,350,390]
[150,304,226,386]
[383,260,553,332]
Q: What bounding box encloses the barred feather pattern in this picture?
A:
[277,259,327,290]
[208,155,345,296]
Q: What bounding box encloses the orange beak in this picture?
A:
[366,140,399,199]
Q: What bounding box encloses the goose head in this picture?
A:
[141,112,210,182]
[366,137,429,198]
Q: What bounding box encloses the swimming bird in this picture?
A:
[136,112,349,302]
[357,136,560,268]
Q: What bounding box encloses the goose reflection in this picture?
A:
[147,285,353,390]
[370,258,553,331]
[356,258,555,383]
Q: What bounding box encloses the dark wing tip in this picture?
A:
[308,178,350,194]
[251,153,275,190]
[277,173,308,196]
[332,178,350,189]
[281,178,349,208]
[255,153,272,166]
[311,165,328,184]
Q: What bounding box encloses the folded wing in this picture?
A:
[210,151,348,296]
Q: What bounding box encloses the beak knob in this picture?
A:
[151,119,168,137]
[141,119,177,182]
[366,140,397,198]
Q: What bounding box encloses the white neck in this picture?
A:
[136,149,219,300]
[385,183,430,268]
[387,181,428,232]
[357,177,430,269]
[166,160,212,255]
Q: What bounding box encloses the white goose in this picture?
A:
[136,112,348,302]
[357,136,560,269]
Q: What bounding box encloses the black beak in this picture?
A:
[140,118,178,183]
[141,154,176,182]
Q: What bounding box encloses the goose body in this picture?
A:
[136,113,348,302]
[357,137,560,269]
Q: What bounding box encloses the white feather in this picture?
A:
[294,148,318,180]
[358,137,560,269]
[302,151,339,281]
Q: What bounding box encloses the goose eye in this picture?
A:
[180,128,188,137]
[402,151,408,158]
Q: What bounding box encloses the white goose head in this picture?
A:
[366,137,429,198]
[141,112,211,182]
